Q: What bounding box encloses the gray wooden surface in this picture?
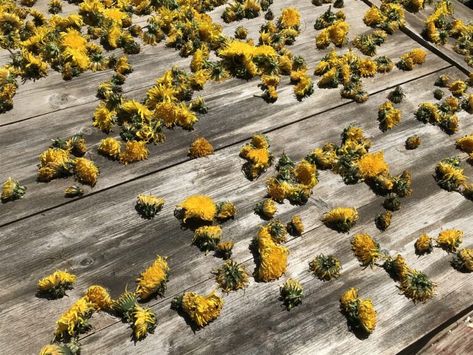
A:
[0,0,472,354]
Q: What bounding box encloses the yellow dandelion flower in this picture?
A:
[74,157,99,187]
[415,233,433,255]
[340,287,358,313]
[357,152,389,179]
[38,270,76,298]
[287,215,304,236]
[363,7,384,27]
[455,134,473,154]
[216,201,236,221]
[294,160,318,187]
[85,285,112,311]
[1,177,26,203]
[358,299,377,334]
[98,137,121,160]
[279,7,300,29]
[359,59,378,77]
[193,225,222,252]
[189,137,214,158]
[176,194,217,223]
[255,231,288,282]
[119,140,149,164]
[452,248,473,272]
[132,305,157,340]
[135,194,165,219]
[136,255,169,300]
[93,103,116,133]
[351,233,381,267]
[322,207,359,233]
[449,80,467,97]
[55,297,95,338]
[436,229,463,253]
[400,269,436,303]
[215,260,249,293]
[177,291,223,328]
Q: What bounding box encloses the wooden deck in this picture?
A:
[0,0,472,354]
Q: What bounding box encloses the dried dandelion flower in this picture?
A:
[435,157,466,191]
[215,259,250,292]
[216,201,236,221]
[309,254,342,281]
[451,248,473,273]
[64,185,84,198]
[461,94,473,114]
[39,342,79,355]
[287,215,304,236]
[131,305,157,341]
[383,254,410,281]
[175,195,217,223]
[448,80,467,97]
[375,210,392,231]
[1,177,26,203]
[260,220,288,244]
[378,101,401,131]
[85,285,112,311]
[357,152,389,180]
[254,199,277,220]
[340,288,377,334]
[387,86,405,104]
[405,135,421,150]
[255,231,289,282]
[135,194,165,219]
[215,241,234,260]
[280,278,303,310]
[240,134,273,180]
[400,269,435,303]
[38,270,76,299]
[235,26,248,40]
[193,225,222,252]
[392,170,413,198]
[98,137,121,160]
[456,135,473,154]
[48,0,62,14]
[172,291,223,328]
[434,88,444,100]
[435,75,451,87]
[436,229,463,253]
[415,234,433,255]
[74,157,99,187]
[397,48,427,70]
[383,194,401,211]
[351,233,381,267]
[189,137,214,158]
[136,256,169,300]
[112,290,138,322]
[55,297,95,339]
[119,140,149,164]
[322,207,359,233]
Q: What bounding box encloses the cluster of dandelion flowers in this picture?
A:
[215,260,250,293]
[37,270,76,299]
[436,229,463,253]
[239,134,273,180]
[279,278,304,311]
[136,255,169,301]
[193,225,223,253]
[188,137,214,158]
[55,297,95,339]
[399,269,436,303]
[351,233,382,267]
[135,194,165,219]
[451,248,473,273]
[172,291,223,329]
[131,305,157,341]
[340,288,377,335]
[309,254,342,281]
[84,285,112,311]
[175,194,217,223]
[1,177,26,203]
[254,229,289,282]
[322,207,359,233]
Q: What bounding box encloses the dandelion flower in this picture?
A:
[254,199,277,220]
[136,256,169,300]
[98,137,121,160]
[55,297,95,339]
[399,269,436,303]
[132,305,157,341]
[85,285,112,311]
[119,140,149,164]
[279,278,303,310]
[38,270,76,299]
[405,135,421,150]
[357,152,389,179]
[216,201,236,221]
[189,137,214,158]
[255,231,288,282]
[309,254,342,281]
[451,248,473,273]
[172,291,223,328]
[287,215,304,236]
[135,194,165,219]
[74,157,99,187]
[322,207,359,233]
[112,290,138,322]
[436,229,463,253]
[215,241,235,260]
[351,233,381,267]
[193,225,222,252]
[175,194,217,223]
[1,177,26,203]
[456,134,473,154]
[215,260,249,293]
[415,233,433,255]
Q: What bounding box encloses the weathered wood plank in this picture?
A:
[0,66,471,353]
[0,53,451,226]
[418,310,473,354]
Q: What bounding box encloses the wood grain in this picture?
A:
[1,66,471,354]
